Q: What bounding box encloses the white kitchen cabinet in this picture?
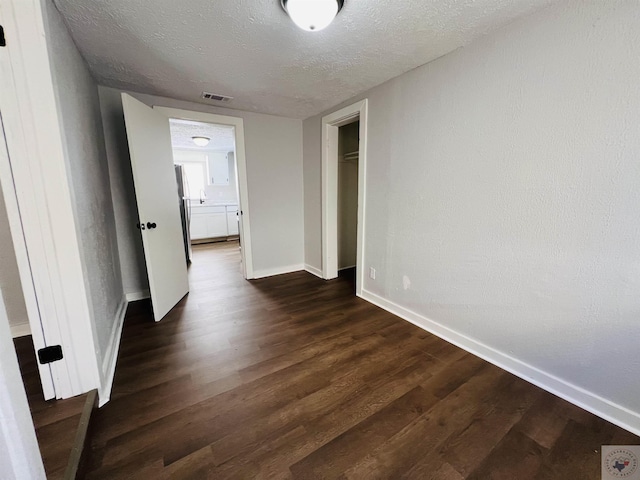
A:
[190,205,225,240]
[190,214,208,239]
[207,152,230,186]
[206,212,228,237]
[190,204,238,240]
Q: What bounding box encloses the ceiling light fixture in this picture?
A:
[192,136,210,147]
[281,0,344,32]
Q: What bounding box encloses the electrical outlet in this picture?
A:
[369,267,376,280]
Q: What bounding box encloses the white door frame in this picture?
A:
[0,0,101,399]
[321,99,368,296]
[155,107,255,279]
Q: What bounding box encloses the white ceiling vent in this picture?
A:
[201,92,233,102]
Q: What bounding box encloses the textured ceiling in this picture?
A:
[54,0,555,119]
[169,119,235,151]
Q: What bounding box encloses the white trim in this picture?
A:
[98,296,127,406]
[304,264,323,278]
[0,0,100,399]
[125,290,150,302]
[321,100,368,297]
[9,323,31,338]
[154,106,254,279]
[252,264,305,279]
[359,288,640,437]
[338,265,356,271]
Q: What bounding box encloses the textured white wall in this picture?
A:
[98,86,149,298]
[42,0,124,377]
[99,88,305,282]
[0,187,29,335]
[304,1,640,429]
[303,115,322,270]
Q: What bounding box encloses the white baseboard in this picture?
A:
[304,264,323,278]
[252,264,304,279]
[98,295,127,407]
[359,288,640,437]
[339,265,356,271]
[125,290,150,302]
[10,322,31,338]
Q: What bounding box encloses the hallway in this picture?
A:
[81,242,639,478]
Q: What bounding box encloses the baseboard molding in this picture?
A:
[339,265,356,271]
[191,236,237,245]
[125,290,150,302]
[304,264,323,278]
[359,288,640,437]
[252,264,305,279]
[10,322,31,338]
[98,296,127,407]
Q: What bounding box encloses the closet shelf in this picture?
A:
[341,151,359,163]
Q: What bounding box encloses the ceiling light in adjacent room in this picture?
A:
[192,136,210,147]
[281,0,344,32]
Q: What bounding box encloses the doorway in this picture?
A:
[169,119,241,269]
[321,100,368,296]
[156,107,253,280]
[337,120,359,290]
[121,96,254,321]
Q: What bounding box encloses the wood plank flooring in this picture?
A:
[14,335,88,479]
[82,241,640,479]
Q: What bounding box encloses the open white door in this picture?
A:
[0,112,56,399]
[121,94,189,321]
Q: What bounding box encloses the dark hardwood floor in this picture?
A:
[14,336,88,479]
[81,241,639,479]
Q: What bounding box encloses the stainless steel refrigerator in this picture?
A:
[175,164,192,265]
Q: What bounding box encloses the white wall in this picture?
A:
[0,186,29,337]
[303,1,640,433]
[99,87,305,283]
[98,86,149,299]
[303,115,323,270]
[42,0,125,397]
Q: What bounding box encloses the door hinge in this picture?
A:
[0,26,6,47]
[38,345,63,364]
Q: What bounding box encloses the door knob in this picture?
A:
[147,222,157,229]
